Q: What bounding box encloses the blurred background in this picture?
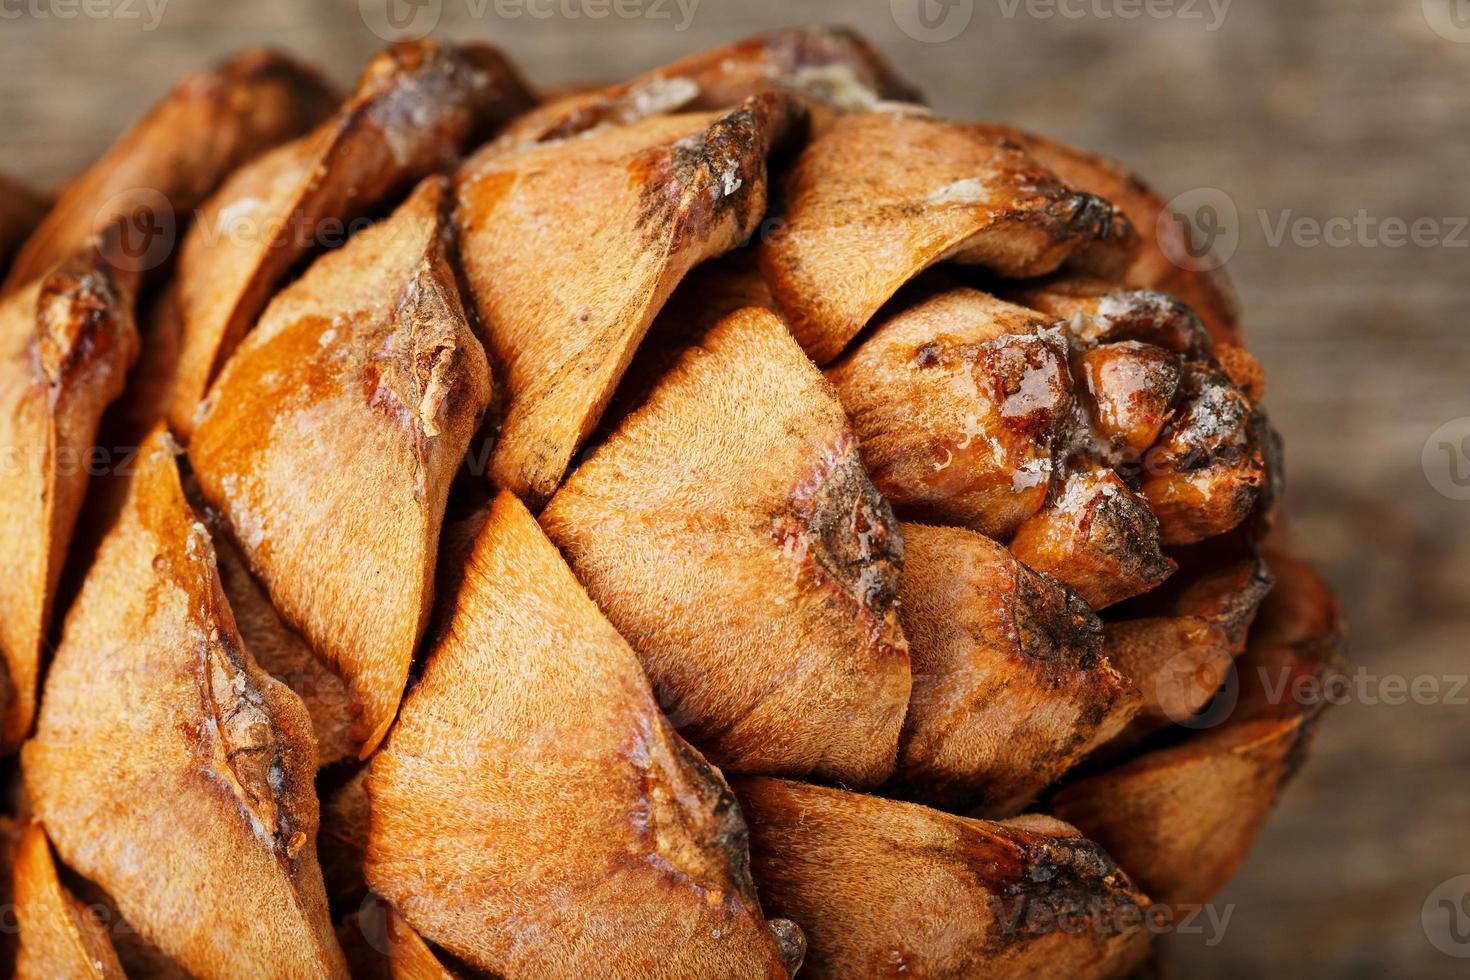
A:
[3,0,1466,975]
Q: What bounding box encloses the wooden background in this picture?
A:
[3,0,1467,975]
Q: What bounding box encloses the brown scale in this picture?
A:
[0,226,139,753]
[1009,464,1178,610]
[189,177,491,760]
[541,307,911,787]
[456,92,801,507]
[737,777,1152,980]
[1072,341,1182,463]
[973,124,1243,346]
[828,274,1268,613]
[1137,360,1266,546]
[758,112,1135,365]
[0,173,46,282]
[23,432,345,979]
[826,287,1071,539]
[1051,548,1344,911]
[887,522,1140,816]
[494,24,923,149]
[11,822,127,979]
[4,49,335,296]
[365,492,802,978]
[170,39,534,439]
[1100,537,1275,743]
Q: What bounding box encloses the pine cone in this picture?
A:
[0,27,1342,979]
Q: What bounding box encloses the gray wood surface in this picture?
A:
[2,0,1467,976]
